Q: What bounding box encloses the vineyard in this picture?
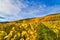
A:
[0,13,60,40]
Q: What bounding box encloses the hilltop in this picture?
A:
[0,13,60,40]
[0,13,60,23]
[14,13,60,23]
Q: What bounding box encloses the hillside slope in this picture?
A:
[0,13,60,40]
[15,13,60,23]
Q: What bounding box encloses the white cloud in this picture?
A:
[20,5,60,19]
[19,4,46,18]
[44,5,60,15]
[0,0,27,15]
[0,0,60,22]
[0,0,28,21]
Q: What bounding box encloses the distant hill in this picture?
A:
[14,13,60,23]
[0,13,60,40]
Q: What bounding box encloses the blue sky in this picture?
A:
[0,0,60,22]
